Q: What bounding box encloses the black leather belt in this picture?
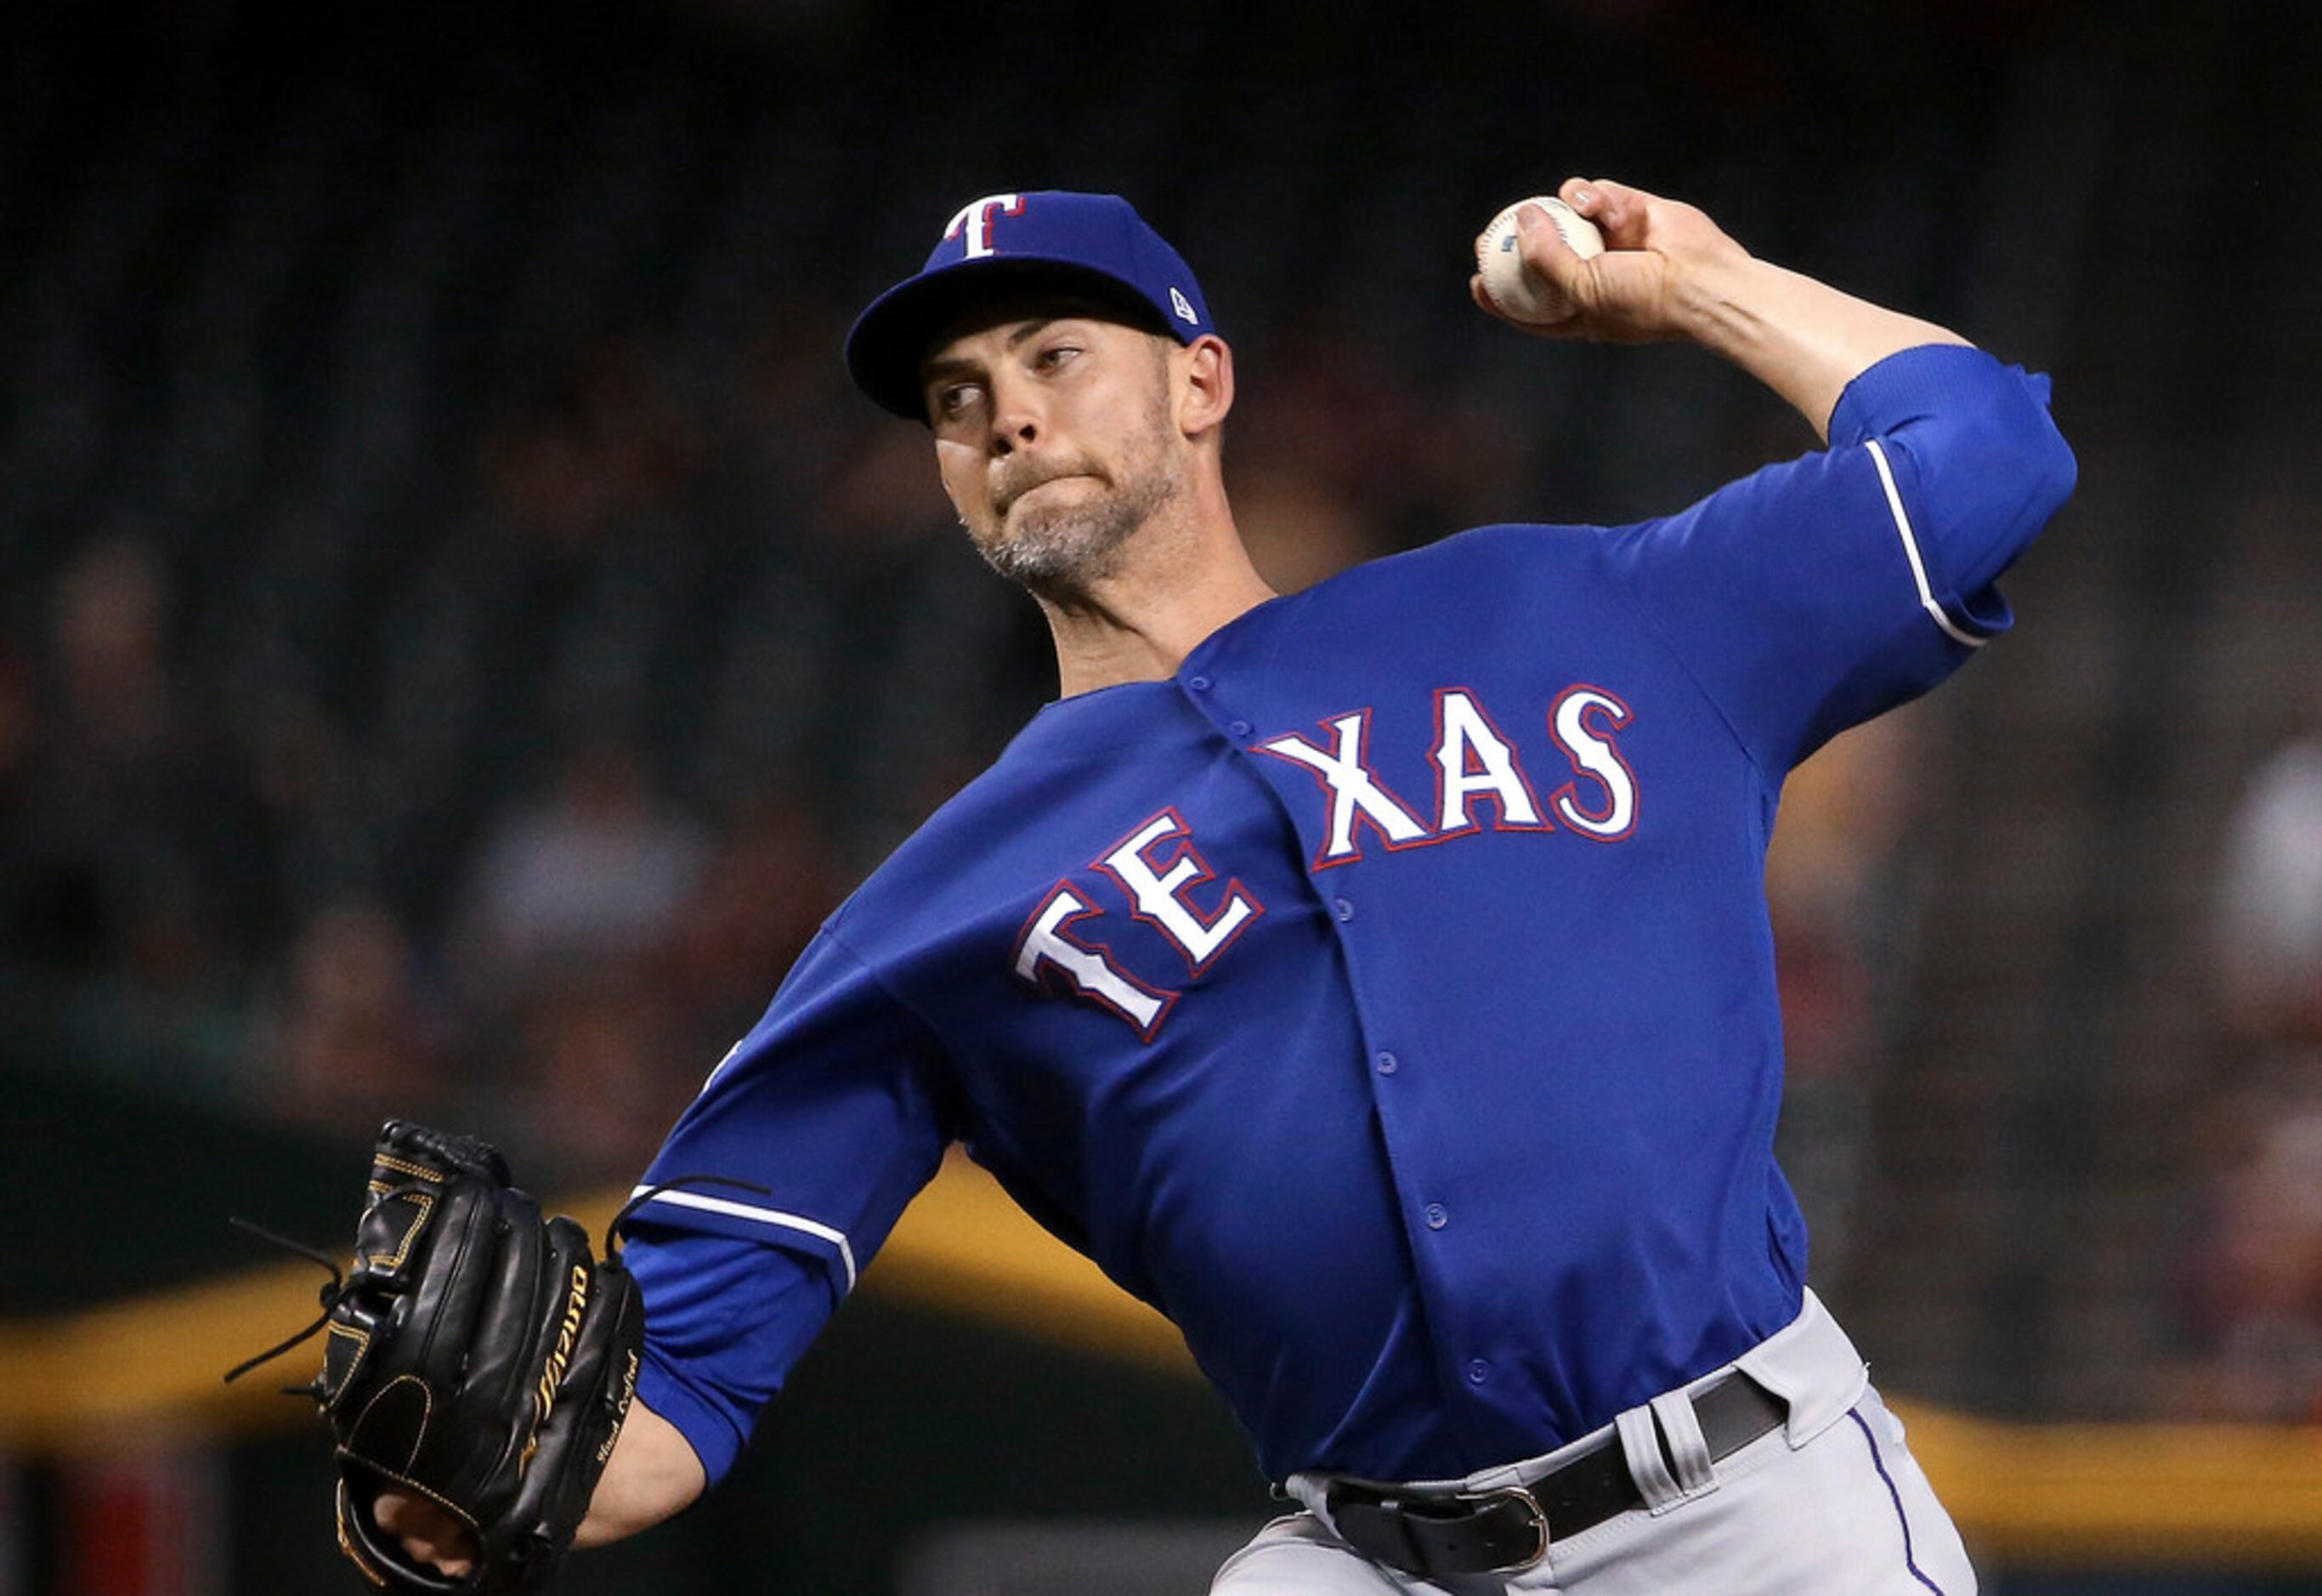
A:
[1321,1372,1787,1578]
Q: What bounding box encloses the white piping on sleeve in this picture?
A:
[628,1186,858,1291]
[1864,438,1984,649]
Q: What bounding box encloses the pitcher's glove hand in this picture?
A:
[313,1121,643,1593]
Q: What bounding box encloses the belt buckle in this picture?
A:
[1452,1482,1549,1572]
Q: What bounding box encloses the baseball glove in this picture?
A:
[232,1120,644,1593]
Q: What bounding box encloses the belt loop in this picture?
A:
[1283,1470,1339,1541]
[1613,1406,1685,1511]
[1648,1389,1718,1497]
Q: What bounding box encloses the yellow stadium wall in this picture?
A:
[8,1150,2322,1582]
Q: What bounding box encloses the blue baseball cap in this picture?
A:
[845,190,1216,421]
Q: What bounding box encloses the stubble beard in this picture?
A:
[971,414,1185,601]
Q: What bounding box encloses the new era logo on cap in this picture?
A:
[845,190,1218,421]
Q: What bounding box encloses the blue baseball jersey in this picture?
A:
[623,343,2074,1487]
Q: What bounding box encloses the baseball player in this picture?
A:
[377,180,2074,1591]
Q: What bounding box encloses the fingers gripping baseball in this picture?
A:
[1471,176,1749,343]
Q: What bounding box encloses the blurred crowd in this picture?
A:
[0,506,846,1186]
[0,298,1581,1188]
[2178,689,2322,1423]
[1764,712,1922,1281]
[0,0,1951,1197]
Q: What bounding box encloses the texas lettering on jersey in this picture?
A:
[1013,681,1640,1038]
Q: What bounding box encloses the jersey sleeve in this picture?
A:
[621,925,956,1485]
[1601,342,2076,773]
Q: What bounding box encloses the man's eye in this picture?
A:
[937,384,980,416]
[1037,346,1081,371]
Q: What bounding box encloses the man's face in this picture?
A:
[921,302,1186,596]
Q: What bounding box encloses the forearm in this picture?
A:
[1674,254,1970,442]
[1483,179,1974,442]
[575,1400,707,1548]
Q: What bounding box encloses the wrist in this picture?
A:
[576,1401,707,1548]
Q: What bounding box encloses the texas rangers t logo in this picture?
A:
[945,194,1026,258]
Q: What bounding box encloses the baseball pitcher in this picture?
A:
[323,178,2071,1593]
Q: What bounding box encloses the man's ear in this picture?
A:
[1175,334,1234,439]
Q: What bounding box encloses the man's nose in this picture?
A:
[987,373,1041,454]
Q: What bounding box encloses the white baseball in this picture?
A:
[1476,195,1605,325]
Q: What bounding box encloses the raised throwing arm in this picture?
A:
[1471,176,1973,440]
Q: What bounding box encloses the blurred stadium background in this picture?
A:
[3,0,2320,1590]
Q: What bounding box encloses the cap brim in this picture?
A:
[844,256,1176,422]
